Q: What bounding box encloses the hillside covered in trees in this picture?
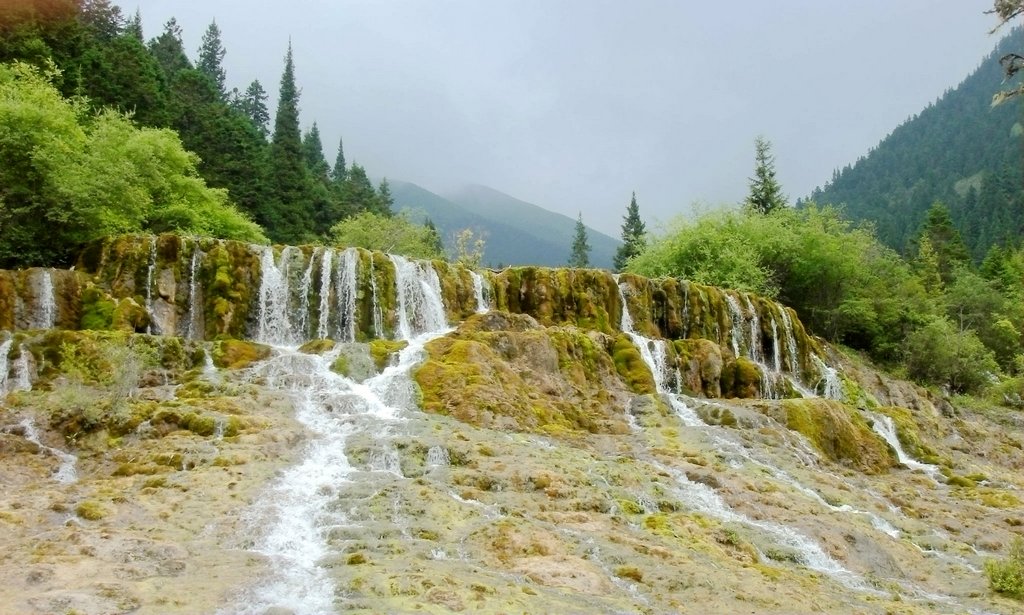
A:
[809,28,1024,260]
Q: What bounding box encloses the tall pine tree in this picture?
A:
[332,137,347,183]
[302,122,330,181]
[234,79,269,138]
[148,17,191,78]
[196,19,226,98]
[613,191,646,271]
[569,213,591,268]
[745,136,786,215]
[267,42,316,242]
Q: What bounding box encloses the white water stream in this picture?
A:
[865,410,942,481]
[228,251,451,614]
[19,417,77,483]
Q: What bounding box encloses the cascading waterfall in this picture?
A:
[333,249,358,342]
[32,269,57,330]
[368,257,384,339]
[780,307,800,374]
[813,355,844,400]
[20,417,77,483]
[316,248,333,340]
[390,254,447,339]
[470,271,489,313]
[145,238,158,335]
[0,338,11,395]
[725,293,746,358]
[770,317,782,372]
[865,411,941,480]
[255,247,294,346]
[743,296,763,365]
[294,249,317,342]
[183,245,203,340]
[11,344,31,392]
[228,256,452,615]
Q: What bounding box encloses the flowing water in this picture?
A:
[145,238,158,335]
[19,417,77,483]
[470,270,489,313]
[865,410,942,480]
[182,244,203,340]
[0,338,12,395]
[33,269,56,330]
[227,252,451,614]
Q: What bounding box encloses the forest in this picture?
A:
[2,0,1024,405]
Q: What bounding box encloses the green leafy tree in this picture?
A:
[330,211,445,259]
[266,42,316,242]
[77,30,169,126]
[569,212,591,268]
[745,136,786,215]
[124,8,142,42]
[905,316,999,393]
[196,19,226,98]
[613,191,646,271]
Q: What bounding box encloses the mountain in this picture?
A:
[809,28,1024,259]
[391,181,620,268]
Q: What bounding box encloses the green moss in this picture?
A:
[299,339,335,354]
[112,297,148,332]
[720,357,762,399]
[612,334,656,395]
[79,285,116,330]
[614,565,644,583]
[211,339,270,369]
[765,399,895,473]
[347,552,368,565]
[331,354,350,377]
[75,500,108,521]
[986,536,1024,600]
[369,339,408,372]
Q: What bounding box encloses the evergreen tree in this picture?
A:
[425,218,445,255]
[267,42,316,242]
[745,136,786,215]
[377,178,394,216]
[613,191,646,271]
[569,212,591,268]
[341,163,378,215]
[234,79,269,138]
[302,122,330,181]
[916,201,970,285]
[148,17,191,78]
[332,136,347,183]
[196,19,227,98]
[125,9,142,42]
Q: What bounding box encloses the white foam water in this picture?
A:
[20,417,77,483]
[183,244,203,340]
[470,271,489,313]
[0,338,11,395]
[145,238,158,335]
[33,269,57,330]
[865,410,942,481]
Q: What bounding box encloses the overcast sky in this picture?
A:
[115,1,1003,236]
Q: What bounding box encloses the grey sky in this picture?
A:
[117,1,1001,237]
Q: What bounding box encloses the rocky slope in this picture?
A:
[0,234,1021,614]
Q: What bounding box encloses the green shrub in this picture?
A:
[986,536,1024,599]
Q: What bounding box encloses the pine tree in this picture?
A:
[745,136,786,215]
[613,191,646,271]
[148,17,191,78]
[302,122,329,181]
[332,137,347,183]
[569,213,591,268]
[917,201,970,285]
[376,178,394,216]
[197,19,227,98]
[267,42,315,242]
[125,9,142,42]
[234,79,269,137]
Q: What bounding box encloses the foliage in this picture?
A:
[569,213,591,268]
[985,535,1024,599]
[613,191,646,271]
[451,228,486,268]
[196,19,226,97]
[905,316,999,393]
[0,61,265,267]
[330,211,445,259]
[912,202,970,285]
[745,136,786,215]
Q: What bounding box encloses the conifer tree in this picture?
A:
[916,202,970,285]
[745,136,786,215]
[332,137,347,183]
[125,9,142,42]
[235,79,269,138]
[148,17,191,77]
[197,19,227,98]
[614,191,646,271]
[302,122,329,181]
[377,178,394,216]
[267,42,315,242]
[569,213,591,268]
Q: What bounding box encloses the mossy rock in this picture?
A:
[299,339,336,354]
[368,339,408,372]
[211,340,270,370]
[112,297,149,332]
[720,357,762,399]
[873,406,942,464]
[760,399,895,473]
[611,334,656,395]
[674,338,724,397]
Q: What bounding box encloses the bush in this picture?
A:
[330,211,445,260]
[986,536,1024,600]
[905,317,999,394]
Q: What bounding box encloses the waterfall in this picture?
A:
[780,308,800,374]
[865,411,941,480]
[145,238,158,335]
[334,249,358,342]
[32,269,56,330]
[256,247,294,346]
[0,338,11,395]
[20,417,77,483]
[725,293,746,358]
[183,244,203,340]
[6,344,32,393]
[770,317,782,373]
[390,255,447,339]
[743,296,763,364]
[316,248,333,340]
[813,355,844,400]
[368,257,384,339]
[228,261,452,614]
[426,445,450,467]
[294,249,317,342]
[470,271,489,313]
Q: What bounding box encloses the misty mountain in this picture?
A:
[809,28,1024,259]
[392,182,620,268]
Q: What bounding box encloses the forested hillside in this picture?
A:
[809,28,1024,259]
[0,0,398,266]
